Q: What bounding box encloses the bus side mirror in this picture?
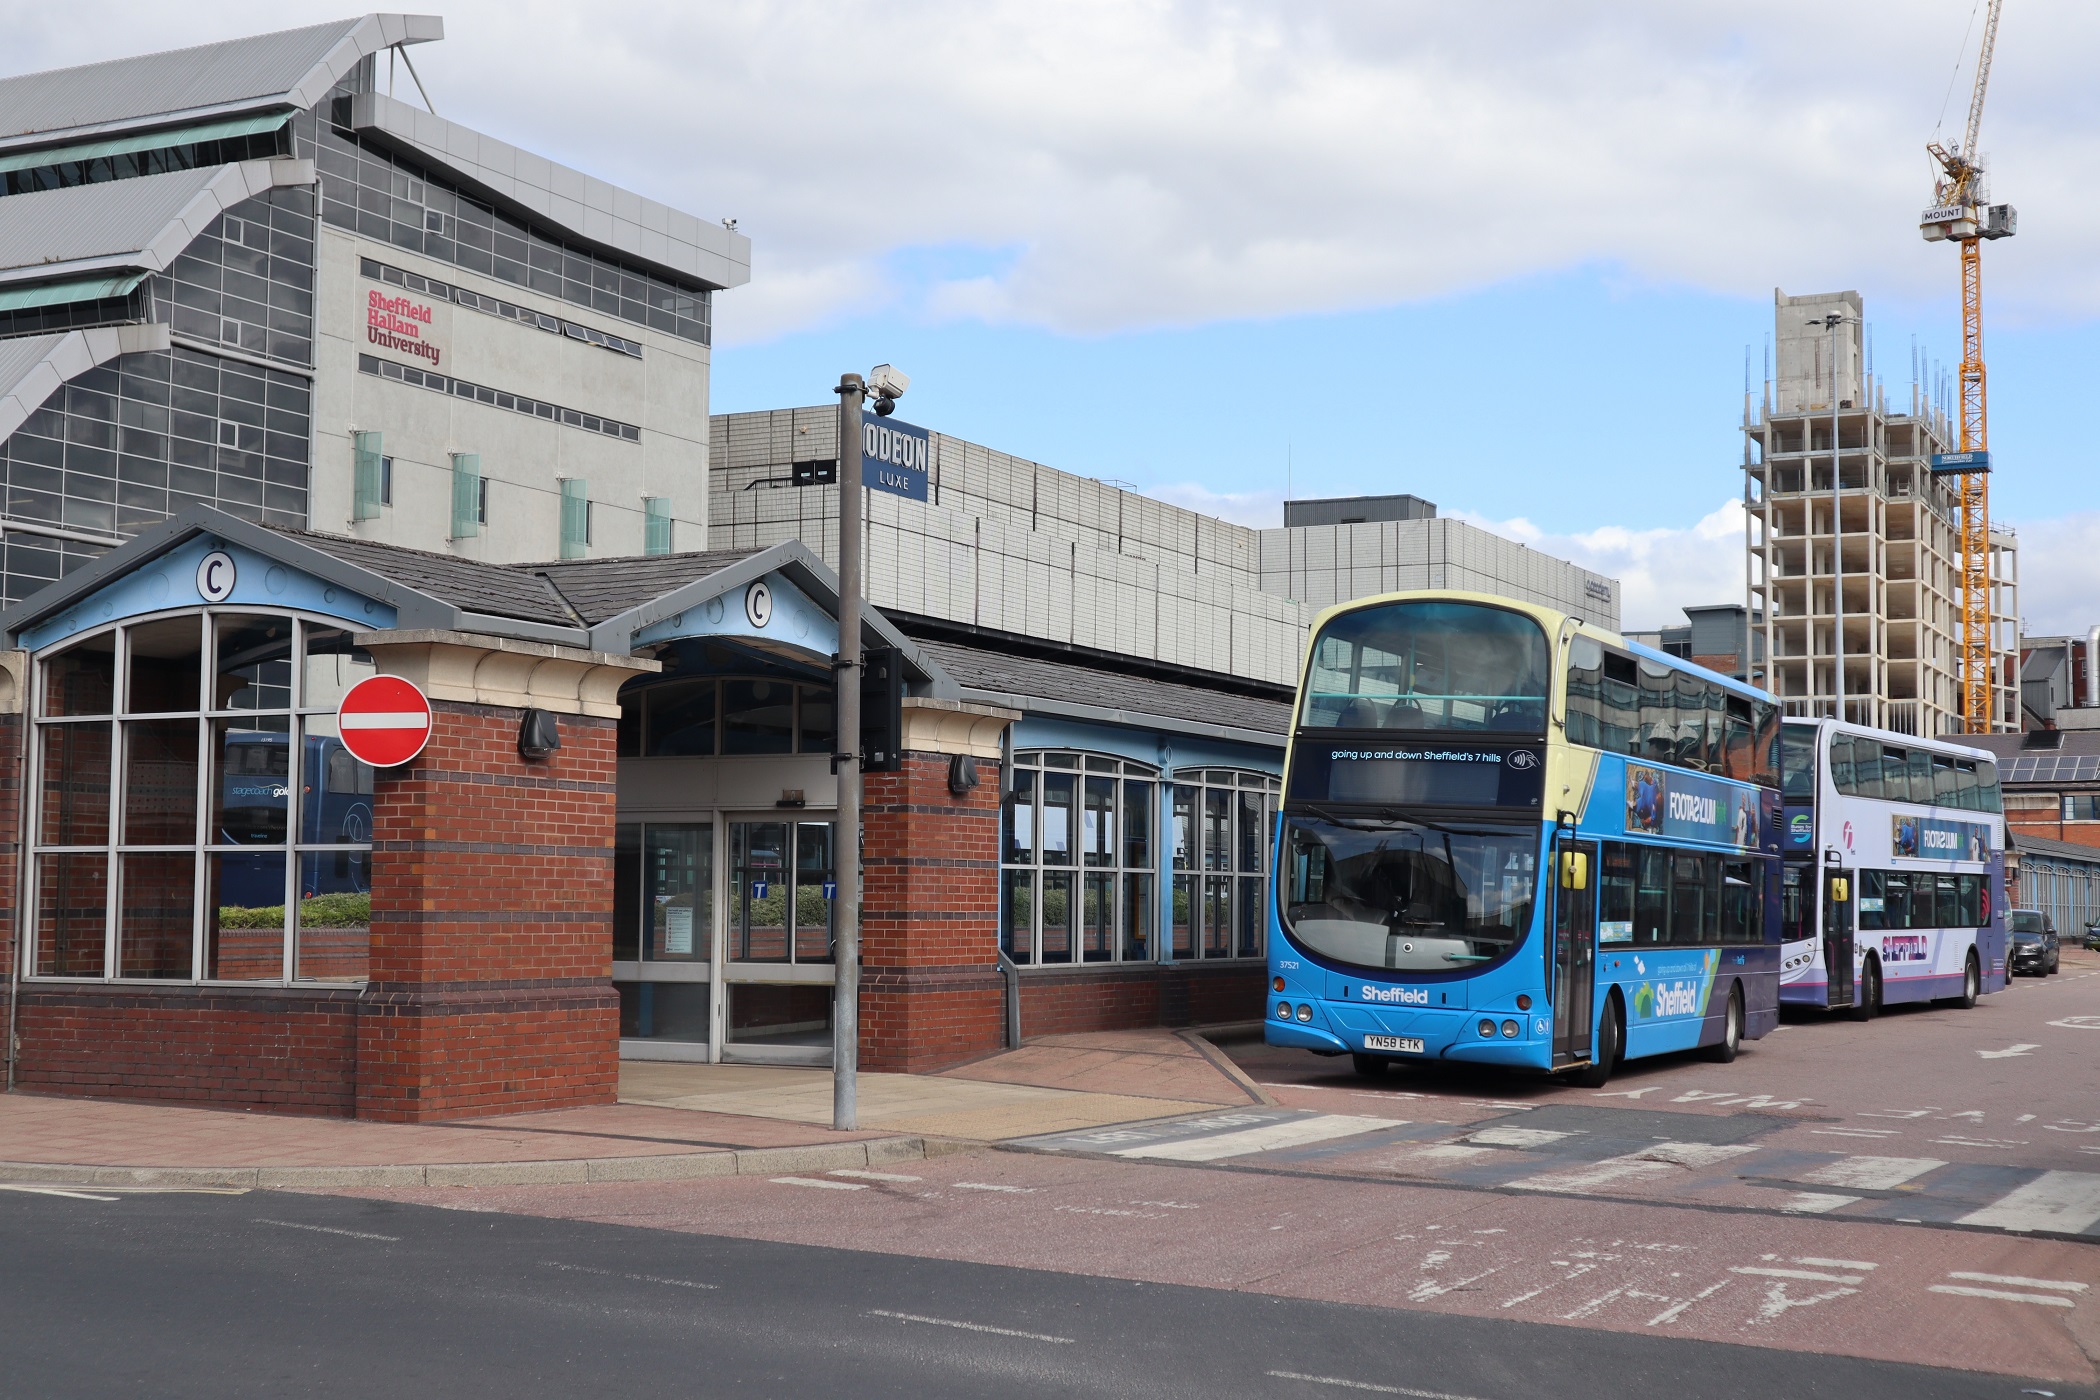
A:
[1561,851,1588,890]
[1829,877,1850,903]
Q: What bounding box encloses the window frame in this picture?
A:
[1000,751,1179,968]
[23,606,377,986]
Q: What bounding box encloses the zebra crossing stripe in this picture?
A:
[1797,1156,1946,1190]
[1956,1171,2100,1234]
[1112,1115,1396,1161]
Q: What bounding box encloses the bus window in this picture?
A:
[1755,702,1781,789]
[1882,870,1914,929]
[1934,874,1960,927]
[1299,600,1549,732]
[1600,654,1639,754]
[1599,843,1636,943]
[1722,859,1758,943]
[1957,874,1982,926]
[1828,737,1857,796]
[1932,757,1959,807]
[1635,847,1669,944]
[1975,760,2001,812]
[1781,863,1810,941]
[1723,697,1754,781]
[1859,870,1886,930]
[1904,749,1934,805]
[1780,725,1817,799]
[1637,662,1675,765]
[1565,637,1603,749]
[1953,761,1981,811]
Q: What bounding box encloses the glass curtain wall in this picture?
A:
[29,610,376,983]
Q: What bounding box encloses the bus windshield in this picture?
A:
[1780,725,1817,800]
[1300,600,1549,733]
[1281,813,1537,972]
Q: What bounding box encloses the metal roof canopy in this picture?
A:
[0,15,439,152]
[0,112,291,175]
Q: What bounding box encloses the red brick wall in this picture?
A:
[0,710,20,1082]
[355,702,619,1121]
[858,752,1006,1071]
[1019,962,1266,1036]
[12,985,359,1114]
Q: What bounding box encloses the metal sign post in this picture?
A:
[832,373,865,1132]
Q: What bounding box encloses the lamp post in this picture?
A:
[830,364,908,1133]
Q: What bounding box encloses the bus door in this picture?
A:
[1551,839,1598,1067]
[1823,867,1855,1008]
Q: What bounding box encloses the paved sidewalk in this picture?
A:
[0,1027,1259,1182]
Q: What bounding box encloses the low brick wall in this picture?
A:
[1018,961,1266,1037]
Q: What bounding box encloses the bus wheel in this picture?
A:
[1706,985,1743,1063]
[1350,1053,1388,1078]
[1572,997,1621,1088]
[1955,951,1980,1009]
[1847,958,1881,1023]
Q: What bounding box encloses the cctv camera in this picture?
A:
[874,397,896,416]
[868,364,909,399]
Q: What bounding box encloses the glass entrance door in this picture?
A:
[615,821,714,1052]
[725,818,837,1062]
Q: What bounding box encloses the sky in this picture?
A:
[6,1,2099,631]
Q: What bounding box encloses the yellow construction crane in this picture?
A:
[1920,0,2015,733]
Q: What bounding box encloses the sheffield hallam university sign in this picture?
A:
[861,413,930,502]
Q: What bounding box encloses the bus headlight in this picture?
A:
[1501,1019,1520,1038]
[1295,1004,1313,1023]
[1478,1018,1496,1038]
[1276,1001,1292,1020]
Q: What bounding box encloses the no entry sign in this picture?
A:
[337,674,433,767]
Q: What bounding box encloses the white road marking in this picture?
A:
[1947,1272,2088,1293]
[0,1185,120,1201]
[255,1217,399,1241]
[1646,1279,1731,1325]
[1928,1285,2076,1308]
[541,1261,717,1289]
[827,1169,922,1182]
[952,1181,1035,1193]
[1956,1171,2100,1234]
[1465,1127,1576,1149]
[1794,1257,1878,1270]
[1749,1281,1858,1322]
[1811,1128,1900,1139]
[1780,1193,1859,1213]
[1932,1136,2027,1149]
[1730,1266,1868,1284]
[1509,1142,1754,1194]
[1265,1371,1488,1399]
[1112,1115,1396,1161]
[1798,1156,1945,1190]
[869,1309,1073,1343]
[1977,1044,2040,1059]
[2047,1016,2100,1030]
[770,1176,867,1191]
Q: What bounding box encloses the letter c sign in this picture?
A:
[196,550,237,603]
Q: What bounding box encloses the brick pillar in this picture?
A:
[0,650,22,1091]
[859,699,1017,1073]
[351,631,656,1121]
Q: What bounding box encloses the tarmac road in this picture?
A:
[0,1186,2089,1400]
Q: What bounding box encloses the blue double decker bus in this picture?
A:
[1267,591,1782,1085]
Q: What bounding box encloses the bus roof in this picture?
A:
[1779,715,1998,764]
[1303,588,1777,708]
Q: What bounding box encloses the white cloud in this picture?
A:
[7,2,2096,342]
[1142,482,1283,530]
[1453,500,1749,632]
[2011,514,2100,636]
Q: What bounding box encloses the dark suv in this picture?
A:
[2008,909,2060,977]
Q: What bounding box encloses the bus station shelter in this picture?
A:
[0,507,1284,1119]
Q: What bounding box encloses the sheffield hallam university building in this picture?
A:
[0,17,1618,1117]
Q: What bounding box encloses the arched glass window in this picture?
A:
[1001,752,1158,966]
[28,610,377,983]
[1170,768,1281,961]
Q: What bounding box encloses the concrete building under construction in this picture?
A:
[1743,289,2018,736]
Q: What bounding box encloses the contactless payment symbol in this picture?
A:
[336,674,433,768]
